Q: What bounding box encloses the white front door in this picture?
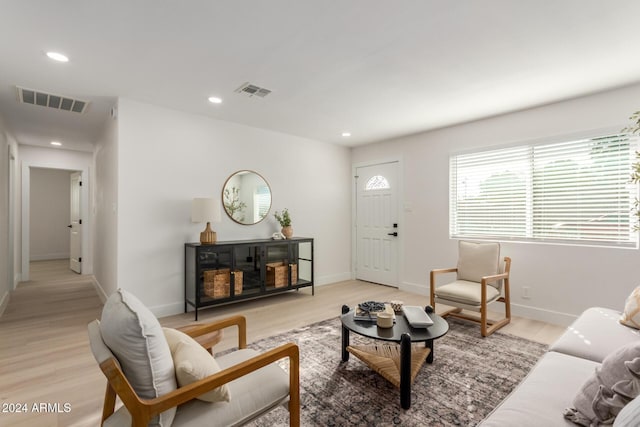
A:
[69,172,82,273]
[355,162,399,286]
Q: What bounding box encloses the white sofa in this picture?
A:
[480,307,640,426]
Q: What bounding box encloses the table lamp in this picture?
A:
[191,198,221,245]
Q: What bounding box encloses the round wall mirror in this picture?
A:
[222,170,272,225]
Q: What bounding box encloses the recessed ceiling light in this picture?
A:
[46,52,69,62]
[341,132,351,137]
[208,96,222,104]
[50,141,62,146]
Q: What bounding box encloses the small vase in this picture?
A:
[281,226,293,239]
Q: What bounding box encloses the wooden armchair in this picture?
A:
[430,241,511,337]
[88,314,300,426]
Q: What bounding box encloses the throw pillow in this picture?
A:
[564,341,640,426]
[620,286,640,330]
[100,289,176,427]
[163,328,231,403]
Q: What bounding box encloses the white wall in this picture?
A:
[29,168,71,260]
[93,110,119,301]
[19,145,93,280]
[0,114,19,316]
[352,83,640,326]
[116,98,352,316]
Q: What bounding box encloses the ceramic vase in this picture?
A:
[281,226,293,239]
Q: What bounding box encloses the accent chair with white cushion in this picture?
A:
[88,289,300,427]
[430,241,511,337]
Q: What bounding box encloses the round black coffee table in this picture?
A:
[340,304,449,409]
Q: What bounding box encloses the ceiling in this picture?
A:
[2,1,640,152]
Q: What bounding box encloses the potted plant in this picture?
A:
[624,111,640,230]
[274,208,293,239]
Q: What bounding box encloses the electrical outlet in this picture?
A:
[522,286,531,299]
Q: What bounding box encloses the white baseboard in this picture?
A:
[401,281,576,327]
[149,273,353,319]
[510,303,577,327]
[399,281,427,296]
[150,302,186,319]
[0,291,9,318]
[90,276,108,304]
[316,272,351,286]
[30,253,70,261]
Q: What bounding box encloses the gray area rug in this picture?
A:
[246,317,547,427]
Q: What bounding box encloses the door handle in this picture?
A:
[387,232,398,237]
[67,224,73,228]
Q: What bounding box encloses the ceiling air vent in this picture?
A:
[16,86,89,113]
[234,82,272,98]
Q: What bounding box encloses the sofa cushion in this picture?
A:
[100,289,177,427]
[456,241,501,288]
[480,352,600,427]
[620,286,640,330]
[104,348,290,427]
[550,307,640,363]
[564,341,640,426]
[163,328,230,403]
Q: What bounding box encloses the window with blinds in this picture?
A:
[255,185,271,222]
[449,133,639,247]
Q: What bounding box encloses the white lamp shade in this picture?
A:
[191,198,221,223]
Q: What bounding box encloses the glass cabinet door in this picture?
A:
[265,242,291,290]
[295,240,313,286]
[199,247,232,301]
[232,244,261,298]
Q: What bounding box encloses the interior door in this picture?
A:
[69,172,81,273]
[355,162,399,286]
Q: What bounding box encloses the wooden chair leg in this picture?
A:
[504,278,511,321]
[102,383,117,424]
[481,311,488,337]
[288,343,300,427]
[429,271,436,308]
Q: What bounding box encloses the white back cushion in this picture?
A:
[457,241,500,289]
[100,289,176,427]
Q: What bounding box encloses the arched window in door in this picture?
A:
[365,175,390,190]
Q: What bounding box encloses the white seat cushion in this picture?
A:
[104,348,290,427]
[480,352,600,427]
[550,307,640,363]
[100,289,176,427]
[435,279,500,307]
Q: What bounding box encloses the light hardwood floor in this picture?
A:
[0,260,566,426]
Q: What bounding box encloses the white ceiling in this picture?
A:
[1,1,640,152]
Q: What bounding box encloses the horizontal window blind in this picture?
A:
[450,134,638,247]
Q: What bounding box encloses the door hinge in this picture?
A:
[79,219,82,225]
[79,257,82,262]
[79,181,82,186]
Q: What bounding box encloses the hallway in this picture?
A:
[0,260,104,427]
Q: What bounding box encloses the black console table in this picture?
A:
[185,237,314,320]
